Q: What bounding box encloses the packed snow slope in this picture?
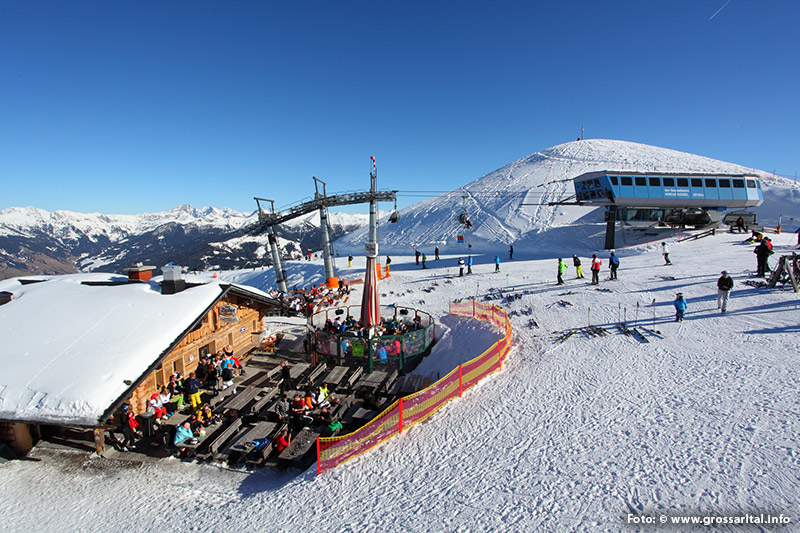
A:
[2,228,800,532]
[336,139,798,255]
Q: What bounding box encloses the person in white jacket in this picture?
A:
[661,242,672,265]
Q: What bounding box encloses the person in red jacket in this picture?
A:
[120,406,140,451]
[590,254,602,285]
[274,428,291,453]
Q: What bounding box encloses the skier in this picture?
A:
[435,246,440,260]
[415,249,420,265]
[494,255,500,272]
[673,292,687,322]
[572,255,584,278]
[590,254,602,285]
[467,255,473,275]
[717,270,733,313]
[422,253,427,269]
[661,242,672,265]
[736,216,745,233]
[509,245,514,260]
[557,258,567,285]
[458,257,465,277]
[385,256,391,276]
[609,252,619,280]
[348,255,353,267]
[754,239,773,277]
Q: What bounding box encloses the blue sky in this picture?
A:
[2,1,798,215]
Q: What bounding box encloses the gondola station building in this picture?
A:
[0,265,283,456]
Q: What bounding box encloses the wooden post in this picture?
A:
[398,397,404,434]
[93,427,105,455]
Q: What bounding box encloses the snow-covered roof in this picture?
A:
[0,273,276,427]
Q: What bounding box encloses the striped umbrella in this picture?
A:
[360,255,381,327]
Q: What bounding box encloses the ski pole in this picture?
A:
[635,302,640,328]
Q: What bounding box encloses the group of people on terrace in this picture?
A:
[323,313,424,338]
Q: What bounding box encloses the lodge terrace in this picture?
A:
[0,266,285,457]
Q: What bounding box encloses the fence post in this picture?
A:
[472,299,475,317]
[316,438,321,475]
[458,365,463,397]
[398,397,404,434]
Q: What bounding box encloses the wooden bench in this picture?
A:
[206,418,243,457]
[303,364,326,388]
[251,386,279,416]
[379,369,399,394]
[341,366,364,393]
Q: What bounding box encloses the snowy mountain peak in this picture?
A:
[336,139,796,255]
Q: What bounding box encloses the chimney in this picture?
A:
[161,264,187,295]
[122,262,156,283]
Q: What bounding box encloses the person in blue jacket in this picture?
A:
[609,252,620,280]
[467,255,473,274]
[174,421,194,446]
[673,292,687,322]
[494,255,500,272]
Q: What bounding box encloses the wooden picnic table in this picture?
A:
[223,421,277,463]
[354,370,387,392]
[322,365,349,388]
[222,386,263,414]
[289,363,310,380]
[278,426,320,466]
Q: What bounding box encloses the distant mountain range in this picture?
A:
[0,204,368,280]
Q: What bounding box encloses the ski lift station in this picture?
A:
[571,170,764,248]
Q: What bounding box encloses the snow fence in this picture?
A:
[317,300,512,474]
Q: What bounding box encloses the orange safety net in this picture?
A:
[317,299,512,475]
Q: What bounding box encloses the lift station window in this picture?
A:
[621,177,633,186]
[663,178,675,186]
[691,178,703,187]
[677,178,689,187]
[704,178,717,187]
[635,177,647,186]
[649,177,661,186]
[733,179,745,188]
[719,179,731,188]
[610,176,618,185]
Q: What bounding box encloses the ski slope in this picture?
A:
[1,228,799,532]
